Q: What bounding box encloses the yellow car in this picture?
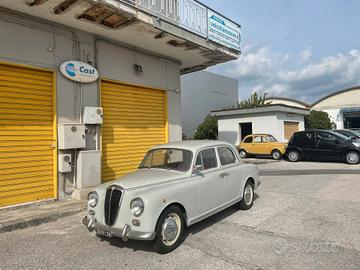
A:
[239,134,287,160]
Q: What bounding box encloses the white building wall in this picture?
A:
[218,113,278,146]
[312,88,360,109]
[181,71,238,138]
[218,112,306,145]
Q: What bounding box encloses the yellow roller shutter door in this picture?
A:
[101,80,168,182]
[0,62,56,207]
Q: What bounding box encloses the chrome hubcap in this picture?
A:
[273,152,280,159]
[240,150,246,158]
[289,152,298,161]
[244,185,253,206]
[161,213,181,246]
[347,152,359,163]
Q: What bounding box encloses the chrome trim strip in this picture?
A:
[82,217,155,241]
[105,185,124,226]
[189,197,240,225]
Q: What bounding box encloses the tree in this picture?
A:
[305,110,333,130]
[193,115,218,140]
[238,92,271,109]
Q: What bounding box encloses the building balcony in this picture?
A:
[0,0,241,73]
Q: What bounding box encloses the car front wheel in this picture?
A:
[288,150,300,162]
[239,149,247,158]
[345,151,360,164]
[154,206,185,254]
[239,181,254,210]
[271,149,282,160]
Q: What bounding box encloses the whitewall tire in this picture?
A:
[154,206,185,254]
[239,181,254,210]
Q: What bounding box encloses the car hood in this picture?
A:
[99,169,186,190]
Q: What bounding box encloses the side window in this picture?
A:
[244,137,253,143]
[218,147,237,166]
[196,148,218,171]
[297,132,312,143]
[253,136,262,143]
[316,132,337,143]
[195,153,203,166]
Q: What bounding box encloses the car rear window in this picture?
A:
[253,136,263,143]
[218,147,237,166]
[196,148,218,171]
[244,137,253,143]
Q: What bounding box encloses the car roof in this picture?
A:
[294,130,350,139]
[151,140,234,152]
[245,134,271,137]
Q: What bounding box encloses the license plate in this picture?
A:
[96,228,112,238]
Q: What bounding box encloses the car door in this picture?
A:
[241,136,253,153]
[193,148,226,214]
[217,146,243,202]
[298,131,317,158]
[251,135,267,154]
[315,131,344,160]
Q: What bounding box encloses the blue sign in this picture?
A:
[208,10,241,52]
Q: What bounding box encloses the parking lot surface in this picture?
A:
[1,162,360,270]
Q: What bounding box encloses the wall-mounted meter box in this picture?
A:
[76,150,101,189]
[58,154,72,173]
[83,107,103,124]
[58,123,86,149]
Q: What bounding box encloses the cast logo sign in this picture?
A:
[60,61,99,83]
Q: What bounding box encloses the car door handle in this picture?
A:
[219,172,229,178]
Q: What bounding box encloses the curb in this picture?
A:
[0,206,86,234]
[259,169,360,176]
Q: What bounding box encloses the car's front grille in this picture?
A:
[104,186,123,226]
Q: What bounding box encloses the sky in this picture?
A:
[201,0,360,103]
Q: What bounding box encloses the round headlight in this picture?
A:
[130,198,144,217]
[88,192,98,208]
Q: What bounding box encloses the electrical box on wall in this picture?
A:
[58,154,72,173]
[83,107,103,124]
[76,150,101,189]
[58,124,86,149]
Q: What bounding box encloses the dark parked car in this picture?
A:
[286,130,360,164]
[334,129,360,140]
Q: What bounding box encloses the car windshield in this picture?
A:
[266,135,277,142]
[139,148,193,172]
[336,130,360,139]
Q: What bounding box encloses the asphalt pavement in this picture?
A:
[1,170,360,270]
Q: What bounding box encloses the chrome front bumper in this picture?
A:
[82,216,155,241]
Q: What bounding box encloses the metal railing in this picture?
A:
[105,0,241,51]
[118,0,208,37]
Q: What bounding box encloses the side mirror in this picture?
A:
[193,164,204,174]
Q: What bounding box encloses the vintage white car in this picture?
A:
[83,140,260,253]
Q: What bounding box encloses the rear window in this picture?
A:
[295,132,313,144]
[244,137,253,143]
[253,136,263,143]
[196,148,218,171]
[218,147,237,166]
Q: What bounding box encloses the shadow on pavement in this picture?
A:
[99,193,260,253]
